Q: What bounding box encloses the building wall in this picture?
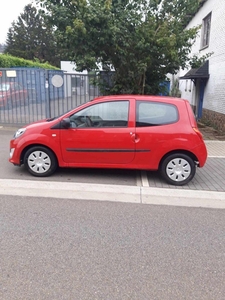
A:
[179,0,225,132]
[60,61,88,75]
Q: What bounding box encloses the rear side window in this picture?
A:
[136,101,178,127]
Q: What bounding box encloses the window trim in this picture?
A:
[136,100,179,127]
[201,12,211,50]
[69,100,130,129]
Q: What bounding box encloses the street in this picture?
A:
[1,194,225,300]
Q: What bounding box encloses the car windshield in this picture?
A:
[0,84,10,91]
[46,101,93,121]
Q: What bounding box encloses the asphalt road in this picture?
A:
[1,195,225,300]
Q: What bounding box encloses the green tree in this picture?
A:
[4,4,60,67]
[37,0,202,94]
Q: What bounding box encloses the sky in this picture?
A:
[0,0,33,44]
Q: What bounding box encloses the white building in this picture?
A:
[60,61,89,97]
[178,0,225,133]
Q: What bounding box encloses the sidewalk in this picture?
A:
[0,178,225,209]
[146,145,225,192]
[198,122,225,141]
[205,140,225,157]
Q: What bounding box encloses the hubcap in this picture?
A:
[27,151,51,173]
[166,158,191,182]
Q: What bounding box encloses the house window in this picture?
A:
[201,13,211,48]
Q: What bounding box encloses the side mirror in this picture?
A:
[61,118,70,129]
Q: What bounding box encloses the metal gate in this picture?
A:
[0,68,101,125]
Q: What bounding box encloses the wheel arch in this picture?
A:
[20,144,59,166]
[159,150,198,168]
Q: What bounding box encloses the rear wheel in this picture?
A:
[24,146,57,177]
[160,153,196,186]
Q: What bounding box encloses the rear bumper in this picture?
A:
[193,142,207,167]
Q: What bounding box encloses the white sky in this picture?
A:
[0,0,33,44]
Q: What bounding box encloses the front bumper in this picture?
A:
[9,139,23,166]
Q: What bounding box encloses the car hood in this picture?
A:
[25,118,58,129]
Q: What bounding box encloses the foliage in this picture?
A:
[4,4,61,67]
[170,78,181,97]
[37,0,203,94]
[0,54,58,69]
[189,52,213,69]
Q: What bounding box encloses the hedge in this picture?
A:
[0,54,59,70]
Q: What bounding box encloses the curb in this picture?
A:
[0,179,225,209]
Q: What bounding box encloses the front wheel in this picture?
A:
[24,146,58,177]
[160,153,196,186]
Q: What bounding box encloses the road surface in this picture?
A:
[1,195,225,300]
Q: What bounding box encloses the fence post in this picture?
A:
[45,70,51,118]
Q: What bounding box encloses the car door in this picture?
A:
[60,99,136,164]
[134,100,179,168]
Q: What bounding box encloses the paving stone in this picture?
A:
[147,157,225,192]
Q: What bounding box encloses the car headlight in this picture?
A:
[14,128,26,139]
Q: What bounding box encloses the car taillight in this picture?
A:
[193,127,203,139]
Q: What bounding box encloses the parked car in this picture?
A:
[9,95,207,185]
[0,82,28,109]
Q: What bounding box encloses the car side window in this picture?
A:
[69,100,129,128]
[136,101,178,127]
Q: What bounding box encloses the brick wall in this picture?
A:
[201,109,225,134]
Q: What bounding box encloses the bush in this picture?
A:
[0,54,59,69]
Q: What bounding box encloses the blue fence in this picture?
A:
[0,68,100,125]
[0,67,170,125]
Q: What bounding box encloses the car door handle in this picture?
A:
[131,133,140,143]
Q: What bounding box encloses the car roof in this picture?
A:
[91,95,187,103]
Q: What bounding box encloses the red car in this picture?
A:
[9,95,207,185]
[0,82,28,109]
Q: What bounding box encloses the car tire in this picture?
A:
[24,146,58,177]
[160,153,196,186]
